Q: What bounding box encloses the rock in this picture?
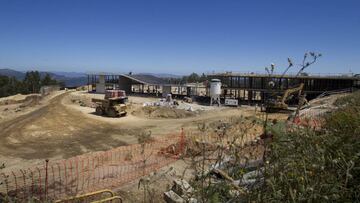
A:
[239,168,264,188]
[229,189,241,197]
[187,106,194,112]
[164,190,185,203]
[172,179,194,197]
[188,198,198,203]
[242,168,263,180]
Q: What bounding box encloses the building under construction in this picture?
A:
[87,72,360,103]
[87,73,207,98]
[207,73,360,103]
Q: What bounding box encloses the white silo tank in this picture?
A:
[210,79,221,96]
[210,79,221,106]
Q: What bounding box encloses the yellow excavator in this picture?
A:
[266,83,305,112]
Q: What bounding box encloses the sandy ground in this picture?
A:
[0,91,65,122]
[0,91,143,171]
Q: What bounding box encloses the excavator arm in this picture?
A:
[280,83,304,104]
[266,83,305,112]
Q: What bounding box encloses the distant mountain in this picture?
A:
[59,77,88,87]
[50,71,87,78]
[0,68,88,87]
[0,69,185,87]
[0,68,25,79]
[138,73,183,78]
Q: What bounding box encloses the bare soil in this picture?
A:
[0,90,288,202]
[0,92,145,171]
[132,106,197,119]
[0,91,258,169]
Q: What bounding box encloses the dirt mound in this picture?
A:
[19,95,42,108]
[0,94,41,106]
[132,106,196,119]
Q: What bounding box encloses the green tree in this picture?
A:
[187,72,200,83]
[41,73,58,86]
[23,71,41,93]
[0,76,24,97]
[0,75,10,97]
[199,73,208,82]
[0,71,60,98]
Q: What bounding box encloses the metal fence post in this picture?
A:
[28,169,34,197]
[63,161,67,194]
[56,163,62,196]
[45,159,49,200]
[11,171,18,196]
[81,158,84,191]
[19,169,27,200]
[75,158,79,193]
[51,165,55,199]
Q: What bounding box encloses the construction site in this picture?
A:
[0,68,359,202]
[1,0,360,201]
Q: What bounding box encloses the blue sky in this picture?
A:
[0,0,359,75]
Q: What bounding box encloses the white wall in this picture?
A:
[96,75,106,93]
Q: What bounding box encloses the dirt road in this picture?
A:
[0,92,144,161]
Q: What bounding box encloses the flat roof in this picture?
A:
[208,73,360,80]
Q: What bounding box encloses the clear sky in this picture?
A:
[0,0,359,75]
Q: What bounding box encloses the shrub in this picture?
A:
[249,92,360,202]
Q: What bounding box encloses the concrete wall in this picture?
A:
[40,85,60,96]
[96,75,106,93]
[162,85,171,97]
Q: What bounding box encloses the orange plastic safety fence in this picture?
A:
[0,130,186,201]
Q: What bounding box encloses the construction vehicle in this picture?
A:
[92,90,127,117]
[266,83,305,112]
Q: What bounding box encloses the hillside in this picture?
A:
[0,68,88,87]
[0,69,25,80]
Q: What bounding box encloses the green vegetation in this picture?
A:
[0,71,58,97]
[249,92,360,202]
[175,54,360,202]
[183,92,360,202]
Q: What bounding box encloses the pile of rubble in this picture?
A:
[164,159,264,203]
[142,98,179,108]
[133,95,203,119]
[297,93,348,120]
[133,106,197,119]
